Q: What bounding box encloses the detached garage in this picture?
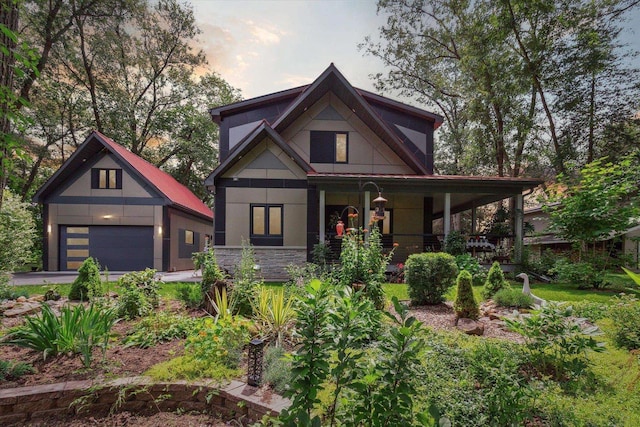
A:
[33,131,213,272]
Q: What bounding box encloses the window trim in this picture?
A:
[250,203,284,246]
[310,131,349,164]
[91,168,122,189]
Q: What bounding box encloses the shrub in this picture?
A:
[0,275,29,300]
[608,294,640,350]
[405,252,458,305]
[0,359,34,381]
[116,269,160,319]
[552,259,606,289]
[3,303,117,367]
[493,288,533,309]
[145,355,240,382]
[68,257,102,301]
[175,283,202,309]
[123,311,197,348]
[231,241,262,316]
[263,345,293,395]
[568,300,608,322]
[454,270,479,319]
[0,190,36,273]
[186,316,252,368]
[443,230,467,256]
[482,261,510,299]
[504,303,604,381]
[455,253,487,287]
[199,249,226,296]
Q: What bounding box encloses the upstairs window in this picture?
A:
[310,131,348,164]
[251,204,283,246]
[91,168,122,189]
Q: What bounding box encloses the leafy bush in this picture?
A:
[231,241,262,316]
[0,276,28,300]
[251,286,296,347]
[552,259,606,289]
[482,261,510,299]
[455,253,487,287]
[505,303,604,381]
[0,190,36,273]
[443,230,467,256]
[123,311,197,348]
[569,300,609,322]
[493,288,534,309]
[199,249,226,299]
[0,359,34,381]
[405,252,458,305]
[116,269,160,319]
[607,294,640,350]
[68,257,102,301]
[186,316,252,368]
[175,283,202,309]
[454,270,479,319]
[263,345,293,395]
[3,303,117,367]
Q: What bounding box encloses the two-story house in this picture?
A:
[205,64,542,279]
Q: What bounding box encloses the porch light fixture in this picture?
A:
[47,224,52,234]
[158,226,163,236]
[247,338,265,386]
[360,181,387,220]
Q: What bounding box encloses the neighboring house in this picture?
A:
[33,131,213,272]
[524,206,640,268]
[204,64,542,279]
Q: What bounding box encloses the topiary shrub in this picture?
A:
[482,261,510,300]
[405,252,458,305]
[68,257,102,301]
[493,288,533,309]
[453,270,479,319]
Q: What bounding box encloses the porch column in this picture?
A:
[471,204,477,235]
[514,194,524,263]
[364,190,370,241]
[319,190,326,243]
[444,193,451,238]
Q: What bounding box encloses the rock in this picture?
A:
[456,318,485,336]
[29,295,45,302]
[3,302,42,317]
[488,311,501,321]
[16,296,27,303]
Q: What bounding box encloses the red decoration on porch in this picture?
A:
[336,220,345,237]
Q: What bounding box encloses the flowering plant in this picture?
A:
[186,316,252,368]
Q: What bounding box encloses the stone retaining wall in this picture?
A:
[214,247,307,280]
[0,377,289,425]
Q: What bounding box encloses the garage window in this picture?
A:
[179,229,199,258]
[91,168,122,189]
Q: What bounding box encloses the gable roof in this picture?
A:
[33,131,213,220]
[204,121,313,189]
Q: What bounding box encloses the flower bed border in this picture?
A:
[0,376,289,425]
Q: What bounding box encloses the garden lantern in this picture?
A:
[372,192,387,221]
[336,220,345,237]
[247,338,265,386]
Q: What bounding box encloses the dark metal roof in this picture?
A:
[204,121,313,189]
[209,86,308,123]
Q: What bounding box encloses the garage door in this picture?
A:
[60,226,154,271]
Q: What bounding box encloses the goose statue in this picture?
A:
[516,273,547,306]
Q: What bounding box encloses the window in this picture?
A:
[91,168,122,189]
[185,230,194,245]
[310,131,348,163]
[179,229,199,258]
[251,204,283,246]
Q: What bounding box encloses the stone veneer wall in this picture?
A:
[214,247,307,280]
[0,377,289,425]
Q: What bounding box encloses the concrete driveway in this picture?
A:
[9,270,201,286]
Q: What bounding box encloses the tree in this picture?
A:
[545,154,640,259]
[0,189,36,272]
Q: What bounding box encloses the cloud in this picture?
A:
[279,73,313,88]
[245,20,287,46]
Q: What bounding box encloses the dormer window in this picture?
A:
[91,168,122,189]
[310,131,348,164]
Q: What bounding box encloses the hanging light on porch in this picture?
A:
[372,192,387,221]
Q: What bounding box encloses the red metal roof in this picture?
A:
[94,131,213,220]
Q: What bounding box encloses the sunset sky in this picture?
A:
[191,0,640,103]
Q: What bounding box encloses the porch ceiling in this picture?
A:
[307,173,543,217]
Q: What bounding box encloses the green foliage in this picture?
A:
[3,303,117,367]
[68,257,102,301]
[569,300,609,322]
[145,355,240,382]
[186,316,252,369]
[504,303,605,381]
[405,252,458,305]
[622,267,640,287]
[482,261,509,299]
[0,275,28,300]
[453,270,479,319]
[0,359,34,381]
[251,286,296,347]
[116,269,160,319]
[552,259,607,289]
[123,311,197,348]
[443,230,467,256]
[492,288,534,309]
[0,190,36,272]
[175,283,202,309]
[523,248,558,277]
[455,253,487,287]
[607,294,640,350]
[231,241,263,316]
[311,242,332,269]
[337,225,392,309]
[263,345,293,396]
[198,249,226,291]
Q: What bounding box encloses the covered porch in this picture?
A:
[308,173,542,265]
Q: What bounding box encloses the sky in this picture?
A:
[191,0,640,103]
